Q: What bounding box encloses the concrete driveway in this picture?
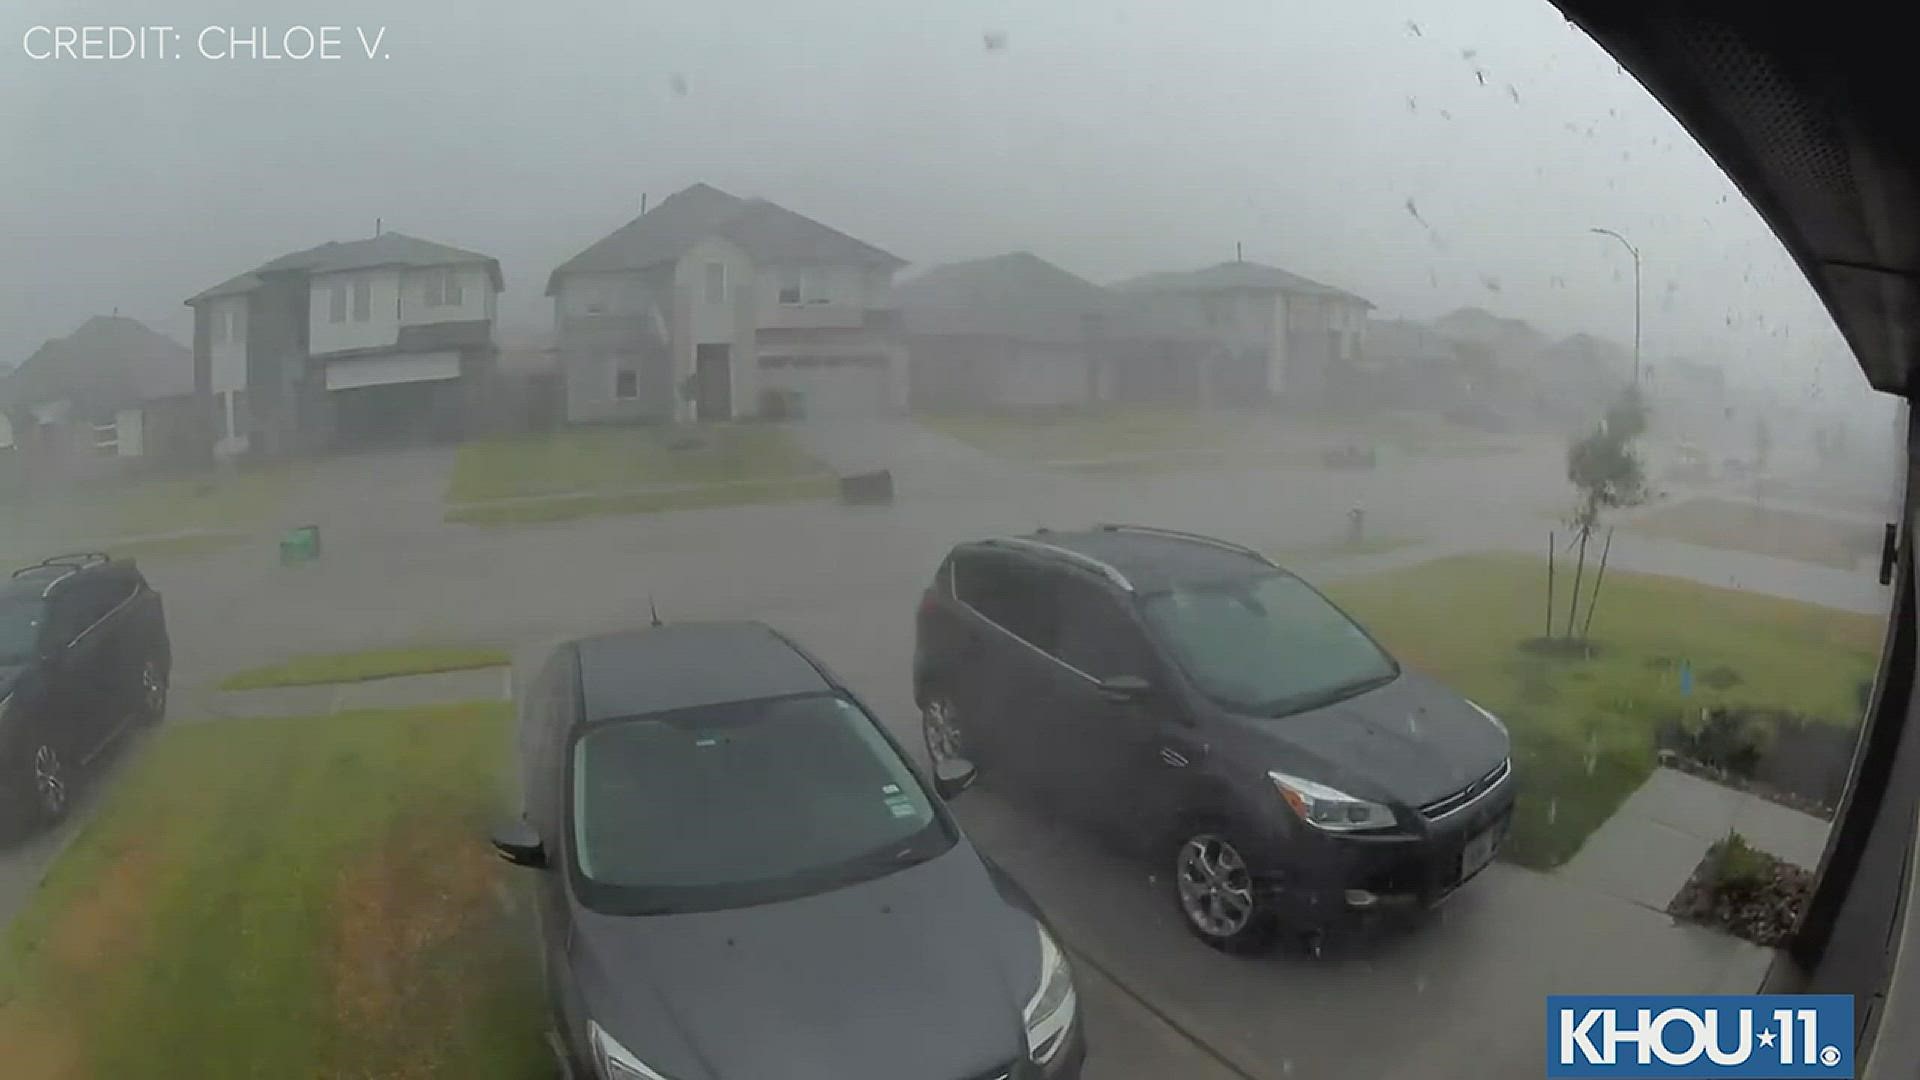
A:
[1,420,1882,1078]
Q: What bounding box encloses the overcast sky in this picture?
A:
[0,0,1869,403]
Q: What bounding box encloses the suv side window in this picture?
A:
[1053,573,1154,680]
[953,547,1059,652]
[47,577,127,644]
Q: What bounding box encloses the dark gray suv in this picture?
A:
[913,525,1514,953]
[494,620,1084,1080]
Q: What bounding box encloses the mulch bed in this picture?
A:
[1667,844,1813,947]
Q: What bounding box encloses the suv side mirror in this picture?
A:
[1097,674,1153,702]
[934,758,979,800]
[490,819,547,868]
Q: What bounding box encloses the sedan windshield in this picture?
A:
[570,693,950,914]
[1140,573,1398,716]
[0,598,46,666]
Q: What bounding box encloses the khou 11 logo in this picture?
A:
[1547,995,1854,1078]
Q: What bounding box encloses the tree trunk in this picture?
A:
[1546,531,1556,640]
[1581,527,1615,641]
[1565,524,1590,639]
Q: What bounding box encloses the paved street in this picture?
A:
[0,420,1893,1078]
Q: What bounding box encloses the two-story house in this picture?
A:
[546,184,907,423]
[898,252,1223,411]
[1115,260,1373,407]
[0,315,199,477]
[185,231,503,454]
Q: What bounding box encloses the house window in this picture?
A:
[582,281,610,315]
[804,268,830,305]
[328,283,347,323]
[778,275,802,305]
[208,307,229,345]
[704,262,726,305]
[92,418,118,456]
[424,269,464,308]
[614,369,639,400]
[352,278,371,322]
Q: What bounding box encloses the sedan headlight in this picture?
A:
[1268,769,1397,832]
[590,1021,673,1080]
[1023,925,1077,1064]
[1467,699,1509,736]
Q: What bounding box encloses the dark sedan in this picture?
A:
[494,620,1084,1080]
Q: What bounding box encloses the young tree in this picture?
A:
[1560,388,1648,639]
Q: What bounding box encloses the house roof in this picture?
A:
[1,316,193,410]
[545,183,906,295]
[187,231,504,304]
[1366,318,1462,364]
[897,252,1212,344]
[1114,260,1373,307]
[898,252,1121,342]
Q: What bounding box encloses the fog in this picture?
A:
[0,0,1865,398]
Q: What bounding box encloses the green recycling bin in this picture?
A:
[279,524,321,566]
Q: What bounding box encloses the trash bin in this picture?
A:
[280,524,321,566]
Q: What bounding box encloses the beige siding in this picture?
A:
[400,265,493,327]
[309,267,402,355]
[209,295,248,392]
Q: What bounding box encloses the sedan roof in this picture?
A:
[575,621,832,722]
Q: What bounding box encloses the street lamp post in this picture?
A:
[1590,227,1642,386]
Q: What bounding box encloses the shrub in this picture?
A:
[1712,833,1773,897]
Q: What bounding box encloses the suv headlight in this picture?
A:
[590,1021,673,1080]
[1023,925,1076,1064]
[1268,769,1397,832]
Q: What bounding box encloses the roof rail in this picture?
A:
[983,536,1135,592]
[11,552,110,578]
[1095,523,1275,566]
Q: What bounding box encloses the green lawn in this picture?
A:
[0,703,546,1079]
[921,407,1240,464]
[922,406,1521,471]
[219,645,512,690]
[1273,533,1422,563]
[1324,554,1882,868]
[446,423,830,504]
[0,466,295,564]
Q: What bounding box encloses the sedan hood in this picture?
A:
[570,842,1036,1080]
[1250,670,1509,808]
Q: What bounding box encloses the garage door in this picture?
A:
[759,355,892,418]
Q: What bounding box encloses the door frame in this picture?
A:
[694,344,733,421]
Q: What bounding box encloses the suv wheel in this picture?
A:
[30,743,69,825]
[1172,829,1274,954]
[139,659,168,723]
[921,694,968,770]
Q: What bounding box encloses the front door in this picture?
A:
[945,547,1053,783]
[1046,572,1191,840]
[695,345,732,421]
[44,579,125,765]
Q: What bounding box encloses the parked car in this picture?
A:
[913,525,1514,953]
[494,620,1085,1080]
[0,553,171,832]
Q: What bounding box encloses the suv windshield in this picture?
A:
[570,693,950,914]
[1140,573,1399,716]
[0,598,46,666]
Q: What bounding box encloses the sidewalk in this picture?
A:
[1559,766,1832,911]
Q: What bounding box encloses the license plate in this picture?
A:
[1460,825,1499,879]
